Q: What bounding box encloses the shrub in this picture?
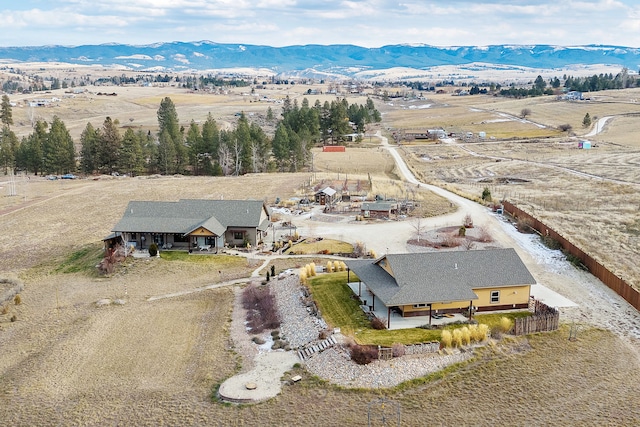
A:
[440,330,452,348]
[252,336,266,345]
[499,317,513,334]
[452,329,463,347]
[309,263,317,276]
[148,242,158,257]
[460,326,471,346]
[369,249,377,258]
[516,217,533,233]
[299,269,308,285]
[477,226,493,243]
[370,316,387,330]
[10,315,17,322]
[478,324,490,341]
[468,324,479,341]
[1,305,8,315]
[541,235,561,250]
[349,344,378,365]
[14,294,21,305]
[326,261,334,273]
[458,226,466,237]
[242,284,280,333]
[464,214,473,228]
[340,261,347,271]
[441,235,462,248]
[270,265,276,276]
[392,343,405,358]
[481,187,492,202]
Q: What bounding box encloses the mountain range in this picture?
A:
[1,42,639,80]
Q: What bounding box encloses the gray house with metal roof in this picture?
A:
[346,248,536,328]
[112,199,271,252]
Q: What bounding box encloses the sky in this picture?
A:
[2,0,640,48]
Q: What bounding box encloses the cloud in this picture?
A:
[2,0,640,48]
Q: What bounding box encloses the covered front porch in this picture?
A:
[346,281,470,330]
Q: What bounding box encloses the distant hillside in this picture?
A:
[1,41,639,79]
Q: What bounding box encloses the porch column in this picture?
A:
[347,267,350,283]
[358,281,361,297]
[387,307,391,329]
[429,304,432,326]
[371,293,375,310]
[469,300,473,320]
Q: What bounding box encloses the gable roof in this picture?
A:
[346,248,536,306]
[362,202,393,211]
[316,187,336,196]
[112,199,268,235]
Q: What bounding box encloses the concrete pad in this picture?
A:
[530,283,578,308]
[218,351,299,403]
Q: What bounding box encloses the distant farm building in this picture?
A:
[361,201,397,219]
[315,187,338,205]
[322,145,346,152]
[578,140,592,149]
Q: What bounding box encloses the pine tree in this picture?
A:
[80,122,100,174]
[156,97,185,173]
[0,95,13,127]
[42,116,75,174]
[583,113,592,128]
[118,128,144,176]
[201,113,220,175]
[97,117,121,174]
[0,126,18,174]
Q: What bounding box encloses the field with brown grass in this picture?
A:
[2,76,640,425]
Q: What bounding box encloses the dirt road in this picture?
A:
[287,132,640,349]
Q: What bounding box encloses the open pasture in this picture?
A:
[1,75,640,425]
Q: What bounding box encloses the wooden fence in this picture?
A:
[513,300,559,335]
[502,200,640,311]
[377,342,440,360]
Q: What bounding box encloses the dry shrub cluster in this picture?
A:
[299,262,317,284]
[370,316,387,330]
[441,324,490,348]
[349,343,379,365]
[242,284,280,333]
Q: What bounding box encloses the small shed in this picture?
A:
[315,187,338,205]
[578,140,591,149]
[361,202,397,219]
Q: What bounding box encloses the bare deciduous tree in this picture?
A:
[411,218,427,242]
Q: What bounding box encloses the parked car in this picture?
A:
[46,175,58,180]
[61,173,77,179]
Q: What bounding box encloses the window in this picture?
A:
[233,231,244,240]
[490,290,500,304]
[413,303,427,308]
[174,234,189,243]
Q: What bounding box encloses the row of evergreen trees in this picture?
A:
[0,95,381,177]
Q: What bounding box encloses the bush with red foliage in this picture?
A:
[242,284,280,333]
[349,344,379,365]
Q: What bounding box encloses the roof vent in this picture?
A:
[454,263,458,269]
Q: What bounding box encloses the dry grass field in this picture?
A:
[400,110,640,290]
[2,74,640,425]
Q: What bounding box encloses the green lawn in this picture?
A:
[160,251,247,267]
[308,272,533,346]
[307,272,370,335]
[286,239,354,255]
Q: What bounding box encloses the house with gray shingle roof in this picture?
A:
[111,199,271,252]
[346,248,535,328]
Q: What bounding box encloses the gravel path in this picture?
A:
[271,275,327,348]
